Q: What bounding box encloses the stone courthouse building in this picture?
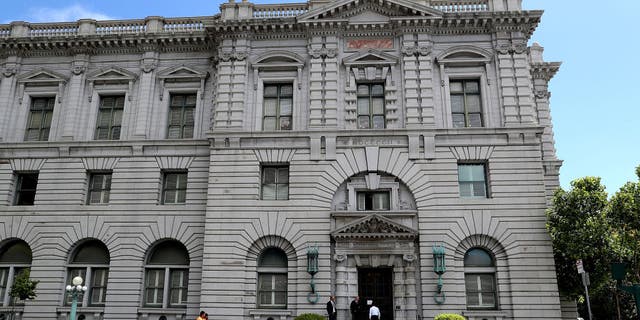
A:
[0,0,568,319]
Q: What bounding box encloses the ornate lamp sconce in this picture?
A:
[307,245,319,303]
[432,244,446,304]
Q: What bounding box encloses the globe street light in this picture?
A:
[65,276,87,320]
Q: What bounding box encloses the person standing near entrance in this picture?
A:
[327,295,337,320]
[350,296,361,320]
[369,302,380,320]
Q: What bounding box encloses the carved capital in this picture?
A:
[401,45,431,57]
[308,46,336,59]
[2,66,17,77]
[534,90,550,100]
[403,254,415,262]
[334,254,346,262]
[218,48,248,62]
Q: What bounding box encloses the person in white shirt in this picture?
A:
[369,303,380,320]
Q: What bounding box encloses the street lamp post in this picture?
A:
[611,262,640,314]
[65,276,87,320]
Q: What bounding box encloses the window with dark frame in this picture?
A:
[458,164,488,198]
[25,96,55,141]
[356,83,385,129]
[161,171,188,204]
[464,248,498,309]
[450,79,483,128]
[257,247,287,308]
[0,240,32,307]
[87,172,112,205]
[261,166,289,200]
[144,240,189,308]
[95,95,125,140]
[64,240,110,307]
[263,84,293,131]
[167,94,196,139]
[14,172,39,206]
[356,191,390,211]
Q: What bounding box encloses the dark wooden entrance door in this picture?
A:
[358,267,393,320]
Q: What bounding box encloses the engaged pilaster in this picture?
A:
[0,55,21,142]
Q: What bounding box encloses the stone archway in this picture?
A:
[331,214,419,320]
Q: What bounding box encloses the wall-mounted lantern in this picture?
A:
[307,245,319,303]
[432,244,446,304]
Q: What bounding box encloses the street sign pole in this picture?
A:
[577,259,593,320]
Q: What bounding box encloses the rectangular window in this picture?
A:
[87,172,112,205]
[144,269,165,307]
[261,166,289,200]
[95,95,125,140]
[167,94,196,139]
[263,84,293,131]
[162,171,188,204]
[25,97,55,141]
[450,79,482,128]
[258,273,287,308]
[90,268,109,306]
[14,172,39,206]
[465,273,497,308]
[458,164,488,198]
[357,83,385,129]
[169,269,188,307]
[357,191,390,211]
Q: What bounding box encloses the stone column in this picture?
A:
[60,54,89,140]
[402,33,434,128]
[308,35,338,128]
[133,51,159,139]
[0,56,20,142]
[335,254,349,320]
[213,38,248,129]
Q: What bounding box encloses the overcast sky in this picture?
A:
[1,0,638,195]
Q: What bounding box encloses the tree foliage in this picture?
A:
[548,165,640,318]
[9,269,38,300]
[547,176,610,298]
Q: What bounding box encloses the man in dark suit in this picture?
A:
[326,295,337,320]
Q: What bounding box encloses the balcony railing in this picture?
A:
[96,20,147,35]
[163,17,206,32]
[430,0,489,12]
[29,23,78,37]
[253,3,309,18]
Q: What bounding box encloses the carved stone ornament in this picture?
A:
[141,60,157,73]
[308,47,337,59]
[403,254,415,262]
[331,214,418,240]
[334,254,346,262]
[2,66,17,77]
[401,45,431,57]
[535,90,550,100]
[496,40,527,55]
[218,48,248,62]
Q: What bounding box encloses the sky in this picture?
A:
[1,0,638,195]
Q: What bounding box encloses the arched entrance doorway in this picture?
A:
[330,172,419,320]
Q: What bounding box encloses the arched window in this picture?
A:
[257,247,287,308]
[144,240,189,308]
[0,240,32,306]
[66,240,110,306]
[463,248,497,309]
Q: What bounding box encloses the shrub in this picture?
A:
[434,314,466,320]
[294,313,325,320]
[9,269,38,300]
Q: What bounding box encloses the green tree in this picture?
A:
[546,177,611,298]
[609,165,640,281]
[9,269,38,301]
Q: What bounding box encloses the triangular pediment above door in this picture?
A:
[297,0,443,24]
[343,49,398,67]
[331,214,418,240]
